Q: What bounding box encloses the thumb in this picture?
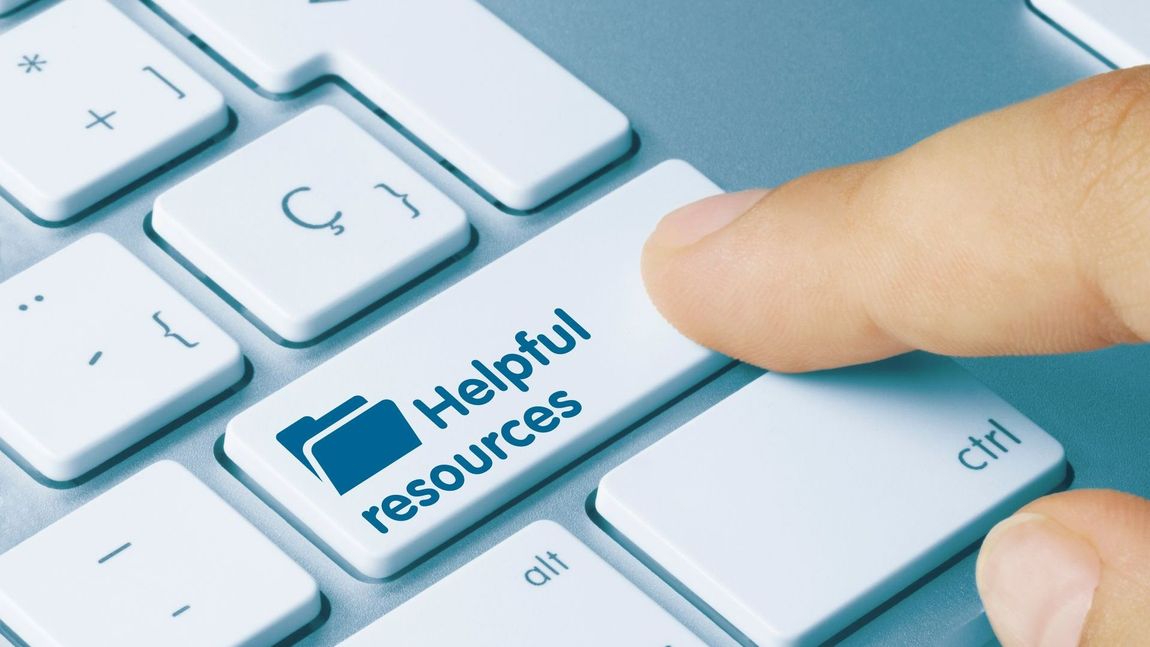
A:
[642,66,1150,372]
[976,490,1150,646]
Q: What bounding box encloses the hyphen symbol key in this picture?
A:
[96,542,192,620]
[97,542,132,564]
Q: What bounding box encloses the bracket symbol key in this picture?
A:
[152,311,200,348]
[375,182,420,218]
[142,66,186,99]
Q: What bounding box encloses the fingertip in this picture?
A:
[977,490,1150,646]
[641,183,910,372]
[646,189,771,251]
[977,511,1100,647]
[641,189,770,356]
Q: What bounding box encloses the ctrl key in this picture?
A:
[339,521,703,647]
[597,353,1067,646]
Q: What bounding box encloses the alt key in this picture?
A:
[338,520,704,646]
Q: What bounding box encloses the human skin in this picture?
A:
[643,66,1150,646]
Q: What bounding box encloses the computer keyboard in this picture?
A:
[0,0,227,223]
[0,234,243,482]
[148,0,634,211]
[0,462,320,646]
[597,354,1067,645]
[152,106,472,344]
[222,160,727,581]
[0,0,1135,645]
[1030,0,1149,67]
[341,521,705,646]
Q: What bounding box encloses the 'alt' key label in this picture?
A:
[337,521,704,646]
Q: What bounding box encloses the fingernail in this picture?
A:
[648,189,770,249]
[977,512,1101,647]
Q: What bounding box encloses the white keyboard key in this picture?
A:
[597,354,1067,646]
[154,106,470,343]
[0,235,243,482]
[225,160,727,579]
[1032,0,1150,67]
[0,461,321,647]
[149,0,631,210]
[0,0,227,222]
[340,521,702,647]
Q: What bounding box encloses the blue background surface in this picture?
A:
[0,0,1144,645]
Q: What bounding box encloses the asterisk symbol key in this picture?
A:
[17,54,47,74]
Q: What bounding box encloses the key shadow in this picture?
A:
[275,593,332,647]
[0,573,330,647]
[0,0,39,19]
[0,618,29,647]
[0,358,253,489]
[1023,0,1120,70]
[145,213,480,349]
[1,110,238,229]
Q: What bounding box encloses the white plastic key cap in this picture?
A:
[597,353,1067,647]
[339,521,703,647]
[224,160,727,579]
[1031,0,1150,67]
[0,234,243,482]
[0,461,322,647]
[149,0,631,211]
[154,106,470,344]
[0,0,227,222]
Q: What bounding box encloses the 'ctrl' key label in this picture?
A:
[958,418,1025,470]
[336,521,705,646]
[597,353,1067,646]
[223,160,728,579]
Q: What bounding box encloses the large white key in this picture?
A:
[0,0,227,222]
[0,461,321,647]
[149,0,631,211]
[1031,0,1150,67]
[597,353,1067,646]
[339,521,702,646]
[0,234,243,482]
[224,160,727,579]
[154,106,470,343]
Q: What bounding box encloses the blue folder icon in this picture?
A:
[277,396,422,495]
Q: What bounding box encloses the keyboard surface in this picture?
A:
[0,1,1145,646]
